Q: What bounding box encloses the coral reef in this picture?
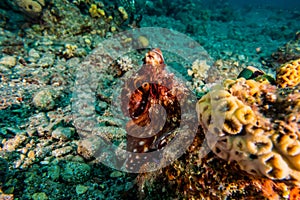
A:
[133,131,288,199]
[276,58,300,88]
[133,73,300,199]
[196,77,300,182]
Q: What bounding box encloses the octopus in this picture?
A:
[121,48,190,171]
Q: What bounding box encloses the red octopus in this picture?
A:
[121,48,187,170]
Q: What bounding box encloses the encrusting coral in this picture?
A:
[196,76,300,182]
[276,58,300,88]
[14,0,45,17]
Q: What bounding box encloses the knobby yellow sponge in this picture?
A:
[276,58,300,88]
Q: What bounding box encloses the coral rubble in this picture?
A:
[265,31,300,69]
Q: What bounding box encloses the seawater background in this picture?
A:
[227,0,300,9]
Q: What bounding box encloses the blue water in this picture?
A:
[227,0,300,9]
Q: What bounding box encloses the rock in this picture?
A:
[32,89,56,111]
[27,150,35,159]
[47,165,60,181]
[52,146,73,157]
[0,158,8,186]
[0,65,11,73]
[77,137,103,160]
[110,171,123,178]
[37,54,55,68]
[2,135,27,152]
[27,112,50,136]
[28,48,40,63]
[76,185,88,195]
[71,155,85,163]
[4,186,14,194]
[0,56,16,67]
[0,193,13,200]
[51,127,74,141]
[60,161,91,183]
[238,54,246,61]
[32,192,48,200]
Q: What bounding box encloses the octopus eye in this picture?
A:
[142,82,150,92]
[134,78,142,89]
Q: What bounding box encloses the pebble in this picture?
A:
[32,89,55,111]
[238,54,246,61]
[76,185,88,195]
[27,150,35,159]
[221,50,233,56]
[52,127,75,141]
[0,158,8,186]
[28,48,40,63]
[75,48,87,57]
[40,160,49,165]
[77,137,103,160]
[3,135,27,152]
[4,186,14,194]
[60,161,91,183]
[0,193,13,200]
[32,192,48,200]
[71,155,85,163]
[47,165,60,181]
[27,112,49,136]
[37,54,55,68]
[0,65,11,73]
[66,57,80,69]
[52,146,73,157]
[0,56,16,67]
[110,171,123,178]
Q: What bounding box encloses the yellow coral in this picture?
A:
[223,116,243,135]
[276,58,300,88]
[246,135,273,155]
[245,79,260,96]
[215,97,238,117]
[288,154,300,171]
[196,78,300,182]
[273,133,300,156]
[232,136,247,153]
[260,152,290,180]
[89,4,105,18]
[234,106,256,125]
[118,6,128,20]
[138,36,149,48]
